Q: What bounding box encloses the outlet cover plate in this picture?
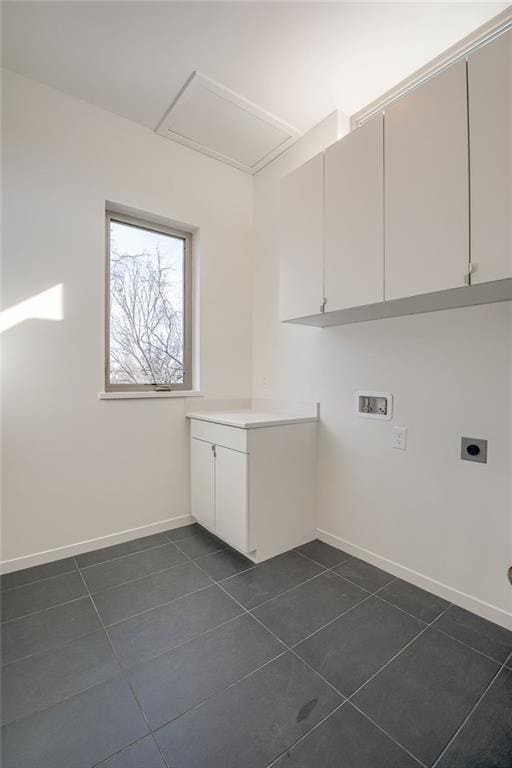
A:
[461,437,487,463]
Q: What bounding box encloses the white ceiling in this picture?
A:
[1,2,507,140]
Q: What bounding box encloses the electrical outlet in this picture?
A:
[392,426,407,450]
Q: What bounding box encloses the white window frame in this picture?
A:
[105,209,193,393]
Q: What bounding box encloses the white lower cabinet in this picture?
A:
[189,417,317,562]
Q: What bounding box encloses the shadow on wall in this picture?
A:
[0,284,63,332]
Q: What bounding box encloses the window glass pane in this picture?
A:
[109,220,186,386]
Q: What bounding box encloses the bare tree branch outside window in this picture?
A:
[108,218,188,387]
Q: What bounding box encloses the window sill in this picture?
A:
[99,390,203,401]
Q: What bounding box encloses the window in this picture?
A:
[105,210,192,392]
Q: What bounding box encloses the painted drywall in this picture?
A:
[252,116,512,628]
[1,70,253,568]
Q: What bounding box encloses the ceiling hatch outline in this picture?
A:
[156,71,302,174]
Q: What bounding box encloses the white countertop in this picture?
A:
[186,409,318,429]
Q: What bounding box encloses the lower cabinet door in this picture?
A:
[214,445,248,553]
[190,438,215,530]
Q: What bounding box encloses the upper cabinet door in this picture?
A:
[279,152,324,321]
[325,115,384,310]
[385,61,469,301]
[468,29,512,284]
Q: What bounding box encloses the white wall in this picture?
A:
[1,70,253,568]
[253,115,512,628]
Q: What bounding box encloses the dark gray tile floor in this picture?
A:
[1,531,511,768]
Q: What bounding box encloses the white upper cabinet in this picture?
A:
[279,152,324,320]
[325,115,384,310]
[468,29,512,284]
[384,61,469,300]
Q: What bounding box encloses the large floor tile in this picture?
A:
[166,523,202,541]
[273,702,420,767]
[76,533,169,568]
[296,539,351,568]
[253,571,367,646]
[1,558,76,591]
[95,736,166,767]
[222,551,323,609]
[197,547,254,581]
[436,667,511,768]
[1,630,120,724]
[175,530,226,559]
[378,579,449,623]
[93,561,212,625]
[108,584,242,667]
[1,597,101,665]
[334,557,395,593]
[130,614,284,728]
[352,628,499,766]
[1,677,148,768]
[154,651,341,768]
[82,543,187,593]
[295,596,423,696]
[1,571,87,622]
[434,604,512,663]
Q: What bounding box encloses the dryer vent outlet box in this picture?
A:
[355,391,393,420]
[461,437,487,463]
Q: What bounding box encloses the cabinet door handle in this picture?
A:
[211,444,216,458]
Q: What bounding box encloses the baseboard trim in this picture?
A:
[0,515,194,574]
[317,528,512,631]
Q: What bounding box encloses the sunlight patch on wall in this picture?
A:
[0,284,63,332]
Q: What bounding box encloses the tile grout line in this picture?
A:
[82,557,200,599]
[90,733,161,768]
[151,649,290,738]
[0,593,92,627]
[0,566,79,594]
[73,557,172,768]
[349,701,428,768]
[248,568,331,610]
[294,548,354,570]
[0,625,107,670]
[121,610,246,670]
[80,540,185,573]
[287,576,402,651]
[430,624,509,667]
[103,582,215,629]
[346,603,453,702]
[430,656,508,768]
[372,591,442,623]
[263,700,347,768]
[289,594,377,650]
[296,546,399,594]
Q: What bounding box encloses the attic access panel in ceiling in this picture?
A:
[156,72,302,174]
